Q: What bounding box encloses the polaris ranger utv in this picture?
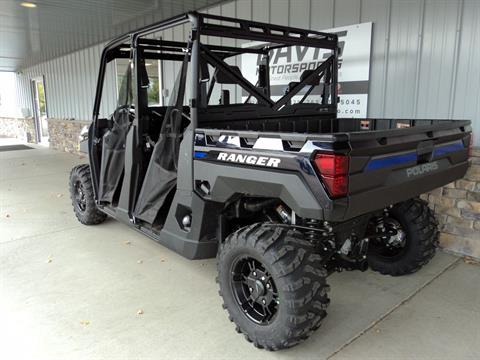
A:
[69,12,472,350]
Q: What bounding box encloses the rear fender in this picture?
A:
[193,158,337,220]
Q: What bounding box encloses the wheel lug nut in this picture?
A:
[253,271,257,277]
[261,276,265,281]
[262,299,266,304]
[266,283,270,289]
[249,287,253,292]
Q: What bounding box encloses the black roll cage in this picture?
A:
[90,12,338,201]
[93,11,339,123]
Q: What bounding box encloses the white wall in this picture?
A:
[0,72,22,118]
[14,0,480,144]
[15,42,117,121]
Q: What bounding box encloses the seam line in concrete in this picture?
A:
[0,225,82,245]
[326,257,462,359]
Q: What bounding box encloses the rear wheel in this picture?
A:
[217,223,330,350]
[69,164,107,225]
[367,198,438,276]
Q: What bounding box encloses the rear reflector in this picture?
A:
[313,153,349,198]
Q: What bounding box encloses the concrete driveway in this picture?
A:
[1,140,479,360]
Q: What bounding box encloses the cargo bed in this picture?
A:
[195,117,471,221]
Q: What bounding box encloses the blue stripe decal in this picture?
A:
[433,141,464,158]
[194,151,207,159]
[366,152,417,171]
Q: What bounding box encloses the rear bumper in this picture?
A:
[338,160,469,221]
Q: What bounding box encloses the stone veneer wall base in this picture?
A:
[47,118,91,153]
[0,117,36,142]
[421,147,480,259]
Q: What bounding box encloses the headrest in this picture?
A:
[214,66,243,84]
[300,70,320,86]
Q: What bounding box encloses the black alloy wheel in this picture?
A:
[369,218,408,260]
[73,180,87,213]
[230,256,279,325]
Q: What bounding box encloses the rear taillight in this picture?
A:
[313,153,349,198]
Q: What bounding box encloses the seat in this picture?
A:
[213,65,243,84]
[300,69,321,86]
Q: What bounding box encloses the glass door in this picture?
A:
[31,76,48,145]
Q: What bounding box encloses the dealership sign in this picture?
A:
[241,22,372,118]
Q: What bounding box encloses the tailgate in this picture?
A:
[342,120,471,220]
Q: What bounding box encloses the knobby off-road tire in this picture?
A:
[217,223,330,351]
[368,198,439,276]
[69,164,107,225]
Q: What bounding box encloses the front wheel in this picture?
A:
[69,164,107,225]
[367,198,439,276]
[217,223,330,351]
